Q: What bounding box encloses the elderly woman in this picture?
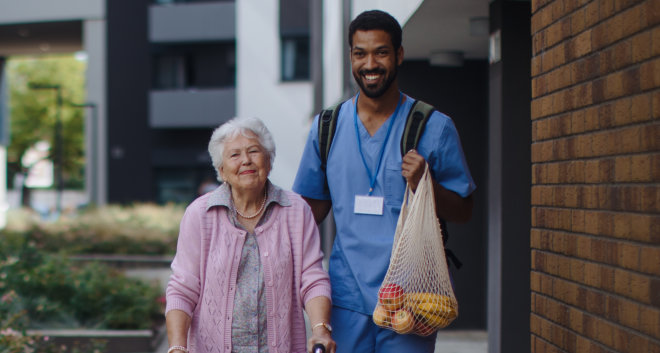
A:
[165,117,335,353]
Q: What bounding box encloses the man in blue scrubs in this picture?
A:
[293,10,476,353]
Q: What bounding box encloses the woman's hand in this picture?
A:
[305,296,335,353]
[307,328,336,353]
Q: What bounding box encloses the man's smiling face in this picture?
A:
[350,29,403,99]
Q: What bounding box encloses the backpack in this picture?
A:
[317,99,462,269]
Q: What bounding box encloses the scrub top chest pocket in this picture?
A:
[384,161,406,208]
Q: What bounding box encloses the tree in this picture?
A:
[7,54,86,193]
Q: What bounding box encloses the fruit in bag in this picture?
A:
[372,305,391,327]
[391,309,414,334]
[378,283,404,311]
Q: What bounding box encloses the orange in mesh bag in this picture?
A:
[372,164,458,336]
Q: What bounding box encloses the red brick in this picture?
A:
[619,126,645,154]
[585,1,601,27]
[608,39,633,72]
[630,93,652,124]
[600,211,617,235]
[532,55,543,78]
[639,305,660,337]
[573,53,601,83]
[570,258,586,283]
[640,246,660,275]
[572,209,586,233]
[592,76,606,103]
[613,327,632,351]
[614,155,631,181]
[605,71,626,100]
[591,131,611,156]
[651,278,660,306]
[540,2,555,30]
[594,14,625,50]
[574,82,594,109]
[584,106,600,131]
[640,57,660,90]
[650,341,660,353]
[595,318,614,347]
[653,91,660,118]
[645,0,660,25]
[630,154,652,182]
[632,30,652,62]
[653,153,660,181]
[653,26,660,56]
[599,101,616,128]
[600,0,617,20]
[551,0,566,23]
[620,4,644,37]
[571,109,586,133]
[571,6,587,35]
[618,242,641,270]
[571,28,593,59]
[628,271,651,303]
[547,17,571,47]
[628,333,651,353]
[534,30,547,56]
[622,66,641,95]
[605,294,620,321]
[640,185,659,212]
[541,94,556,119]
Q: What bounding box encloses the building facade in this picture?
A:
[8,1,657,353]
[530,0,660,352]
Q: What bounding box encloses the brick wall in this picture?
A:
[530,0,660,352]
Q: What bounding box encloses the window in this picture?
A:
[281,35,310,81]
[280,0,310,81]
[152,42,235,90]
[154,167,218,204]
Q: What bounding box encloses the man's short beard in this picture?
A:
[354,64,399,99]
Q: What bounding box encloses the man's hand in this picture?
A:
[401,149,474,223]
[401,149,426,192]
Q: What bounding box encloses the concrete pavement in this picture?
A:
[129,269,488,353]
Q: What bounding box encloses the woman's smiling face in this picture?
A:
[219,131,271,194]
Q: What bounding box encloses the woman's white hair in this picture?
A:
[208,117,276,182]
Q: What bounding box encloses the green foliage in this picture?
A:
[3,203,184,255]
[0,233,163,331]
[7,54,86,189]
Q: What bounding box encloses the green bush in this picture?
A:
[3,203,184,255]
[0,233,162,330]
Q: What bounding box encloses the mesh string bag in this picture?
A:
[372,164,458,336]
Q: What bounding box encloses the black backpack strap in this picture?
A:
[318,101,343,171]
[400,100,434,157]
[401,100,462,270]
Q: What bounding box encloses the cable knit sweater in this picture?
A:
[165,185,331,353]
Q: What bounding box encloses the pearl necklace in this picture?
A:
[234,190,267,219]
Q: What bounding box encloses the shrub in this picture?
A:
[0,233,162,330]
[3,203,184,255]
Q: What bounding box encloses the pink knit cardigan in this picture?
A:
[165,190,331,353]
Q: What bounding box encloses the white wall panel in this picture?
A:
[83,19,106,205]
[236,0,313,190]
[351,0,422,26]
[0,0,104,23]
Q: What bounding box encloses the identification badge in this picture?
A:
[354,195,384,215]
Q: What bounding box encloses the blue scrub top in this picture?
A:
[293,94,476,314]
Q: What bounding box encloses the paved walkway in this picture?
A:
[153,329,487,353]
[129,269,488,353]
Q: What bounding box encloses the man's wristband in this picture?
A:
[167,346,188,353]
